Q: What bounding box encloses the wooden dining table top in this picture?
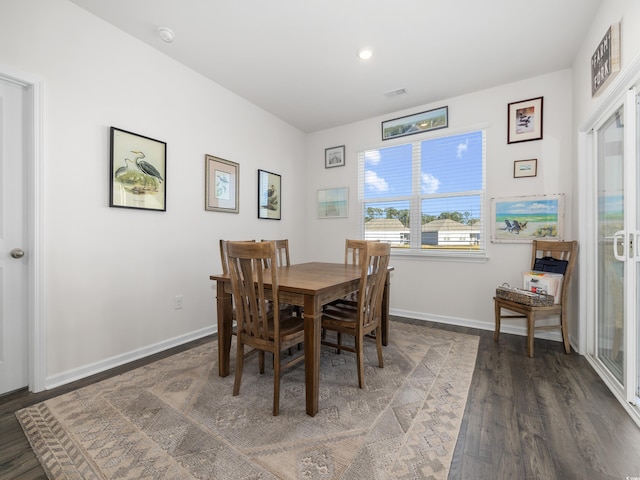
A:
[211,262,369,293]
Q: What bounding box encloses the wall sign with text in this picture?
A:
[591,22,620,97]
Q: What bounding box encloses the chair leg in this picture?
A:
[376,326,384,368]
[336,332,342,354]
[273,349,280,416]
[233,341,244,396]
[561,311,571,354]
[259,351,265,374]
[356,335,365,389]
[527,312,535,358]
[494,301,501,342]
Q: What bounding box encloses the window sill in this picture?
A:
[391,249,488,263]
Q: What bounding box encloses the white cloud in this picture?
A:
[457,138,469,158]
[422,172,440,194]
[364,150,381,165]
[365,170,388,192]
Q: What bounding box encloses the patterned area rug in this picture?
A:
[17,321,479,479]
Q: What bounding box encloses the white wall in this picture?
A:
[5,0,632,388]
[573,0,640,126]
[0,0,307,386]
[305,70,575,334]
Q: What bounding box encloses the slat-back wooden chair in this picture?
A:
[345,239,368,266]
[260,239,290,268]
[219,239,256,360]
[321,242,390,388]
[220,239,256,275]
[494,239,578,357]
[227,240,305,415]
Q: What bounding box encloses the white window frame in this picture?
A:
[357,126,487,262]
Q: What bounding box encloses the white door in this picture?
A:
[588,86,640,416]
[0,77,28,394]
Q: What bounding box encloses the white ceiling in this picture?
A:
[69,0,602,133]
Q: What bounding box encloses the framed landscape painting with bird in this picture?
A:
[257,169,281,220]
[110,127,166,211]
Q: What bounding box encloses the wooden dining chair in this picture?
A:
[260,239,290,268]
[321,241,390,388]
[326,239,380,343]
[494,239,578,357]
[345,238,368,266]
[261,238,301,319]
[219,239,256,360]
[227,240,305,415]
[220,239,255,275]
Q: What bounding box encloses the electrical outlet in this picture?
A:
[175,295,183,310]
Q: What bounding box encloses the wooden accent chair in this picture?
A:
[494,240,578,357]
[321,241,390,388]
[227,240,305,415]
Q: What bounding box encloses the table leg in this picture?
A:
[216,281,233,377]
[303,294,321,416]
[381,272,391,346]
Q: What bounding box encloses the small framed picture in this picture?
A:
[325,145,345,168]
[514,159,537,178]
[110,127,166,211]
[507,96,543,144]
[258,169,281,220]
[317,187,348,218]
[205,154,239,213]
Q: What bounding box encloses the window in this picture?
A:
[358,129,485,257]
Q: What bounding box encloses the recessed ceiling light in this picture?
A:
[357,47,374,61]
[158,27,175,43]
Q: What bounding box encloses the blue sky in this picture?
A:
[495,199,558,216]
[363,131,483,216]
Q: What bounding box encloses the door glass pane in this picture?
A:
[637,94,640,400]
[597,105,624,383]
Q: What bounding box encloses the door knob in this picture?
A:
[10,248,24,259]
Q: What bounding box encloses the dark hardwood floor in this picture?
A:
[1,319,639,480]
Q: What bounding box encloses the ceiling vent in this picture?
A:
[384,88,407,99]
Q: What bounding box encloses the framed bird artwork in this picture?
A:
[110,126,167,211]
[257,169,281,220]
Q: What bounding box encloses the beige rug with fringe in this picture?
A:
[17,321,479,479]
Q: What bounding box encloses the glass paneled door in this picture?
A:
[593,89,639,410]
[596,105,625,382]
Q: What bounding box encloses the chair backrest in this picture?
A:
[345,239,368,266]
[344,239,380,265]
[530,240,578,306]
[261,239,290,268]
[227,241,281,341]
[356,242,391,329]
[220,239,255,274]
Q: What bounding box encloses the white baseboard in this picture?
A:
[45,325,216,390]
[390,308,567,343]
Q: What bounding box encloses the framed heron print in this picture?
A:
[205,154,239,213]
[110,127,167,211]
[257,169,281,220]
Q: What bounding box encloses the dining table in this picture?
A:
[210,261,393,417]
